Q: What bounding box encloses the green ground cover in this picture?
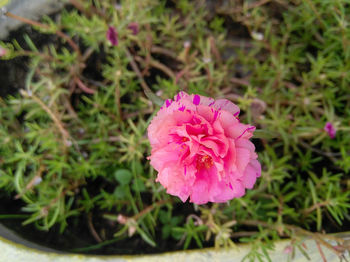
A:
[0,0,349,260]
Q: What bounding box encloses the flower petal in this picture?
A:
[107,26,118,46]
[211,99,240,115]
[235,147,251,174]
[241,159,261,189]
[148,91,261,204]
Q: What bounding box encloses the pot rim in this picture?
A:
[0,223,349,262]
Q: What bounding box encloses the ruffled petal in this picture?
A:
[148,91,261,204]
[235,147,251,174]
[211,99,240,115]
[190,179,210,204]
[150,144,180,172]
[157,167,189,202]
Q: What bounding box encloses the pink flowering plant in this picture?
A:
[0,0,349,259]
[148,92,261,204]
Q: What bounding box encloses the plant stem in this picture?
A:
[239,219,343,256]
[21,90,71,147]
[150,46,179,61]
[135,55,176,80]
[74,77,96,94]
[218,0,271,14]
[5,11,81,57]
[301,200,331,216]
[87,213,102,243]
[132,199,170,220]
[124,48,164,106]
[316,240,327,262]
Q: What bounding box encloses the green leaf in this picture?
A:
[114,185,126,199]
[192,233,203,248]
[183,234,192,249]
[162,225,171,239]
[296,244,311,261]
[136,226,156,247]
[131,160,143,176]
[159,210,170,224]
[0,0,10,8]
[171,227,185,240]
[132,178,146,192]
[170,216,182,226]
[114,169,132,185]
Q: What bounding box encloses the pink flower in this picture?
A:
[324,122,336,139]
[107,26,118,46]
[147,92,261,204]
[283,245,293,254]
[0,47,7,57]
[127,22,139,35]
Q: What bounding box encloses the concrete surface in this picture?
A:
[0,0,64,39]
[0,228,349,262]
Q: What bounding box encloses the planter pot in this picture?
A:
[0,0,63,39]
[0,223,349,262]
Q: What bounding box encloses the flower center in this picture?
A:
[196,155,213,169]
[182,137,189,142]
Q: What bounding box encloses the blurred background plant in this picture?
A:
[0,0,349,260]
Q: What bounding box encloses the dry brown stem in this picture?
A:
[22,91,71,147]
[88,213,103,243]
[5,12,81,57]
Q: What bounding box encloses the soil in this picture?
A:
[0,190,207,255]
[0,24,57,97]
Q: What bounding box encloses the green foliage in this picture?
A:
[0,0,349,257]
[172,217,208,249]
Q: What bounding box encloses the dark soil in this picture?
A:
[0,190,207,255]
[0,23,59,97]
[0,55,27,97]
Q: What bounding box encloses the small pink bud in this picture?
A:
[117,214,127,224]
[251,31,264,41]
[128,226,136,237]
[283,245,293,254]
[107,26,118,46]
[184,41,191,48]
[202,57,211,63]
[333,245,342,251]
[33,176,42,186]
[0,47,7,57]
[324,122,336,139]
[127,22,139,35]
